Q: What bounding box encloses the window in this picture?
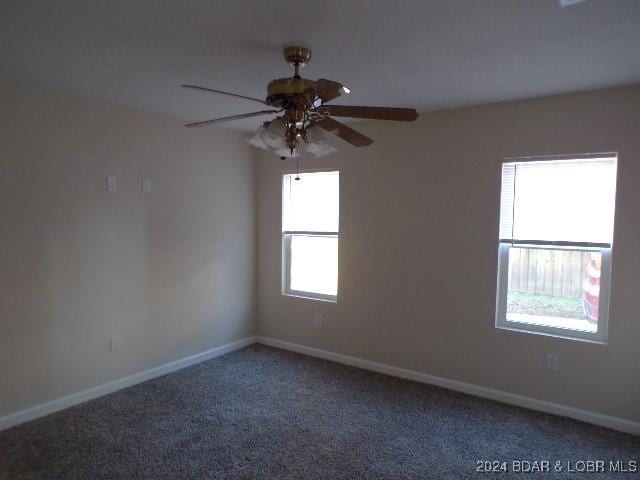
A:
[282,171,339,301]
[495,154,617,342]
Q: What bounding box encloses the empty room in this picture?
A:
[1,0,639,478]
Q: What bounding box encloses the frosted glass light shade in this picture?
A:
[247,119,338,159]
[247,118,298,158]
[300,125,338,158]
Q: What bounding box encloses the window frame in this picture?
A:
[494,153,617,344]
[281,169,339,303]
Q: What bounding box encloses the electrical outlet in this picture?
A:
[106,176,118,192]
[109,336,121,353]
[314,312,323,327]
[545,353,559,371]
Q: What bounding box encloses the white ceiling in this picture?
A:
[1,0,639,131]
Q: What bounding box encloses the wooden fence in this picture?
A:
[508,248,591,299]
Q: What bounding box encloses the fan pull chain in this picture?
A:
[295,157,301,181]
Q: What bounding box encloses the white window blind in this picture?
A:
[283,171,339,233]
[499,156,617,246]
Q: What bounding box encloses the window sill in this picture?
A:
[507,313,597,334]
[496,323,606,344]
[282,292,337,303]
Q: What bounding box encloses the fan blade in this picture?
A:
[185,110,279,128]
[315,78,349,103]
[315,117,373,147]
[182,84,268,105]
[321,105,418,121]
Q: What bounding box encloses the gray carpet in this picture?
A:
[1,344,638,479]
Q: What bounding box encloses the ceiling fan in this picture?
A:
[182,47,419,159]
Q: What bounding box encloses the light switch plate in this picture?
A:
[142,177,152,193]
[109,336,121,353]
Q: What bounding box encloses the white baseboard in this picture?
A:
[256,336,640,436]
[3,334,638,436]
[0,335,257,432]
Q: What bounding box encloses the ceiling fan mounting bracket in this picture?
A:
[284,46,312,67]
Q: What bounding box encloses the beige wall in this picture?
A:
[0,79,256,416]
[257,85,640,423]
[2,79,638,425]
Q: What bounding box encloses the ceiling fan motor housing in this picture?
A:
[266,47,316,109]
[266,78,316,108]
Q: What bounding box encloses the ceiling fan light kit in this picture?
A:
[183,47,419,158]
[247,120,338,159]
